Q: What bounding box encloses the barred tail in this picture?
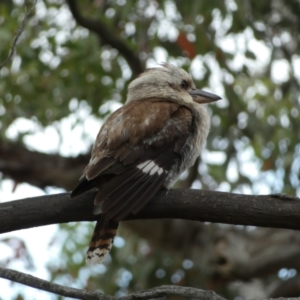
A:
[86,218,119,265]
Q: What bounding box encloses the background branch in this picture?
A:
[125,286,226,300]
[0,0,36,70]
[0,267,229,300]
[1,266,299,300]
[0,139,89,190]
[0,190,300,234]
[0,267,112,300]
[65,0,143,77]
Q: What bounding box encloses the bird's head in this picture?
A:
[126,63,221,105]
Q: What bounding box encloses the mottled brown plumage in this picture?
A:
[71,63,221,264]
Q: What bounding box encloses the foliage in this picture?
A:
[1,0,300,299]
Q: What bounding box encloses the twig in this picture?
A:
[65,0,143,77]
[121,285,226,300]
[0,267,112,300]
[0,266,297,300]
[0,267,226,300]
[0,0,37,70]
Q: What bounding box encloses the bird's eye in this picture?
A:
[181,80,188,89]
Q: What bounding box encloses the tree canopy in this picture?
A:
[0,0,300,299]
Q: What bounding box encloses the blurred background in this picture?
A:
[0,0,300,299]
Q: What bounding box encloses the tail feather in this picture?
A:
[86,217,119,265]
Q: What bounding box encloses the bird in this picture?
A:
[71,63,221,265]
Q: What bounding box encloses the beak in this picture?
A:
[189,89,221,104]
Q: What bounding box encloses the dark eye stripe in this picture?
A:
[181,80,188,89]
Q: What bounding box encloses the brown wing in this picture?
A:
[71,99,193,221]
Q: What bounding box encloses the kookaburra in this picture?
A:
[71,63,221,264]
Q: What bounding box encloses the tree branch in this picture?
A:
[0,189,300,234]
[0,267,112,300]
[1,266,300,300]
[0,267,225,300]
[269,276,300,297]
[65,0,143,77]
[0,0,37,70]
[122,285,226,300]
[0,140,89,190]
[209,226,300,280]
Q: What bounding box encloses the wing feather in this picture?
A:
[71,99,193,221]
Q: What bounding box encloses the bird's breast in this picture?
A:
[163,104,210,188]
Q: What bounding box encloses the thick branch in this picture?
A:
[65,0,143,77]
[0,190,300,234]
[0,140,89,190]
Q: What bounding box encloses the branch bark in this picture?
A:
[209,227,300,280]
[0,140,89,190]
[0,189,300,234]
[0,267,110,300]
[1,266,299,300]
[65,0,144,77]
[269,276,300,297]
[0,267,225,300]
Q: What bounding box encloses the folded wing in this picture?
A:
[71,98,193,221]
